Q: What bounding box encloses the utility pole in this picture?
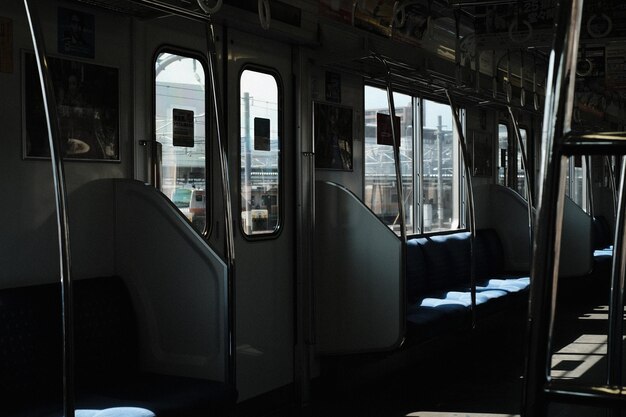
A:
[437,115,444,228]
[244,92,252,232]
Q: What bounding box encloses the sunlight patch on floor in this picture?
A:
[578,305,626,320]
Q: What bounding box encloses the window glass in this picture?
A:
[240,70,280,235]
[568,156,587,211]
[155,52,207,233]
[498,124,509,187]
[516,128,529,198]
[364,86,414,235]
[363,86,462,235]
[422,99,460,233]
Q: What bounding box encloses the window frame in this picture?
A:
[152,45,212,237]
[237,64,284,240]
[363,82,465,237]
[497,121,511,189]
[516,125,531,200]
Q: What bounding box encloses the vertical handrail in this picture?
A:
[522,1,584,416]
[446,90,477,328]
[374,54,407,343]
[585,156,594,218]
[606,155,618,219]
[607,157,626,387]
[202,17,236,387]
[508,106,534,244]
[374,55,407,245]
[23,1,75,416]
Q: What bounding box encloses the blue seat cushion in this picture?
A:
[476,277,530,293]
[406,300,468,342]
[414,232,471,292]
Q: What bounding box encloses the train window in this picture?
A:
[155,51,208,233]
[240,69,281,236]
[567,156,588,211]
[516,128,529,198]
[364,85,462,235]
[497,123,509,188]
[364,86,414,235]
[422,99,461,233]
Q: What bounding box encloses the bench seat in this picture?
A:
[0,276,236,417]
[406,229,530,342]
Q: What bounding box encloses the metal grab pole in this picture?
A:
[203,18,236,387]
[375,55,407,342]
[585,156,594,218]
[23,1,75,416]
[375,55,407,245]
[606,155,618,219]
[446,90,477,328]
[522,1,585,416]
[508,106,534,243]
[607,157,626,388]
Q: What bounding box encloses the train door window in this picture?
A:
[421,99,461,233]
[516,128,529,198]
[155,51,208,233]
[497,123,509,187]
[240,69,281,236]
[364,86,414,235]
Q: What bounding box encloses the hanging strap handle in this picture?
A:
[197,0,222,14]
[258,0,271,30]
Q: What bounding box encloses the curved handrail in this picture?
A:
[372,54,407,246]
[508,106,535,248]
[22,1,75,416]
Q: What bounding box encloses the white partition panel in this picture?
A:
[475,184,592,277]
[315,181,403,355]
[475,184,532,271]
[114,180,228,381]
[560,197,594,277]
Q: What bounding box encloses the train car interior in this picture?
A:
[1,0,626,416]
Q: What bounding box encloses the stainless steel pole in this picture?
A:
[23,1,75,416]
[607,157,626,388]
[203,19,236,387]
[446,90,477,328]
[508,106,534,241]
[522,1,585,416]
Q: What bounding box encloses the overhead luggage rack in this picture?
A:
[317,48,542,112]
[561,131,626,156]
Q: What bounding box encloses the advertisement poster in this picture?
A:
[58,7,95,58]
[23,52,119,161]
[314,102,353,171]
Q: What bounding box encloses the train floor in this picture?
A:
[297,265,624,417]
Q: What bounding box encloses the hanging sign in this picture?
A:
[172,108,194,147]
[254,117,270,151]
[376,113,401,147]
